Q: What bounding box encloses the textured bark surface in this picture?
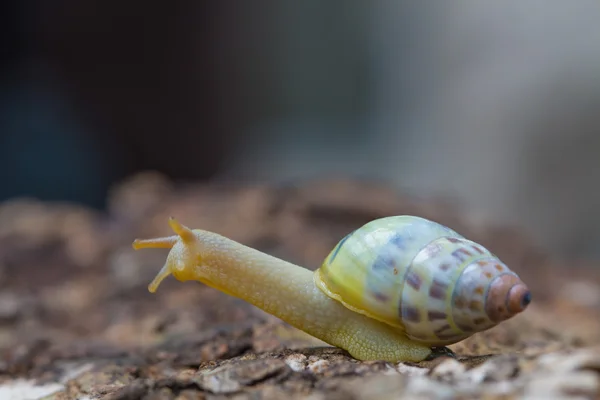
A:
[0,172,598,399]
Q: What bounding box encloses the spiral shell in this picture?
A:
[314,216,531,346]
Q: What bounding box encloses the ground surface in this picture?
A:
[0,172,598,400]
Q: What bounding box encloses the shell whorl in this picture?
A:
[315,216,530,346]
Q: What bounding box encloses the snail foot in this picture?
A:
[425,346,457,361]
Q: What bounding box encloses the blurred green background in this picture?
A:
[1,1,600,259]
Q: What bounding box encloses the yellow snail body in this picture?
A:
[132,216,531,362]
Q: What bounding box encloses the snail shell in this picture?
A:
[314,216,531,346]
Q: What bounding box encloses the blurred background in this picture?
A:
[1,1,600,259]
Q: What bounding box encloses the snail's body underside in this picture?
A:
[315,216,530,346]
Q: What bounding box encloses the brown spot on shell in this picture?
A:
[477,260,487,267]
[405,271,422,290]
[485,272,493,278]
[457,323,474,332]
[402,305,421,323]
[439,263,451,271]
[472,245,484,254]
[452,248,472,262]
[393,268,398,275]
[473,317,487,325]
[373,292,389,302]
[474,286,484,295]
[454,296,467,309]
[495,264,504,271]
[447,237,461,243]
[434,324,451,335]
[429,280,449,300]
[428,311,447,321]
[424,243,442,258]
[468,300,482,312]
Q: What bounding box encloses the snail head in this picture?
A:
[132,217,202,293]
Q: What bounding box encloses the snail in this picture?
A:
[132,215,531,362]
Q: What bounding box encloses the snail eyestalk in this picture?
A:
[130,217,194,251]
[132,236,177,250]
[168,217,195,244]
